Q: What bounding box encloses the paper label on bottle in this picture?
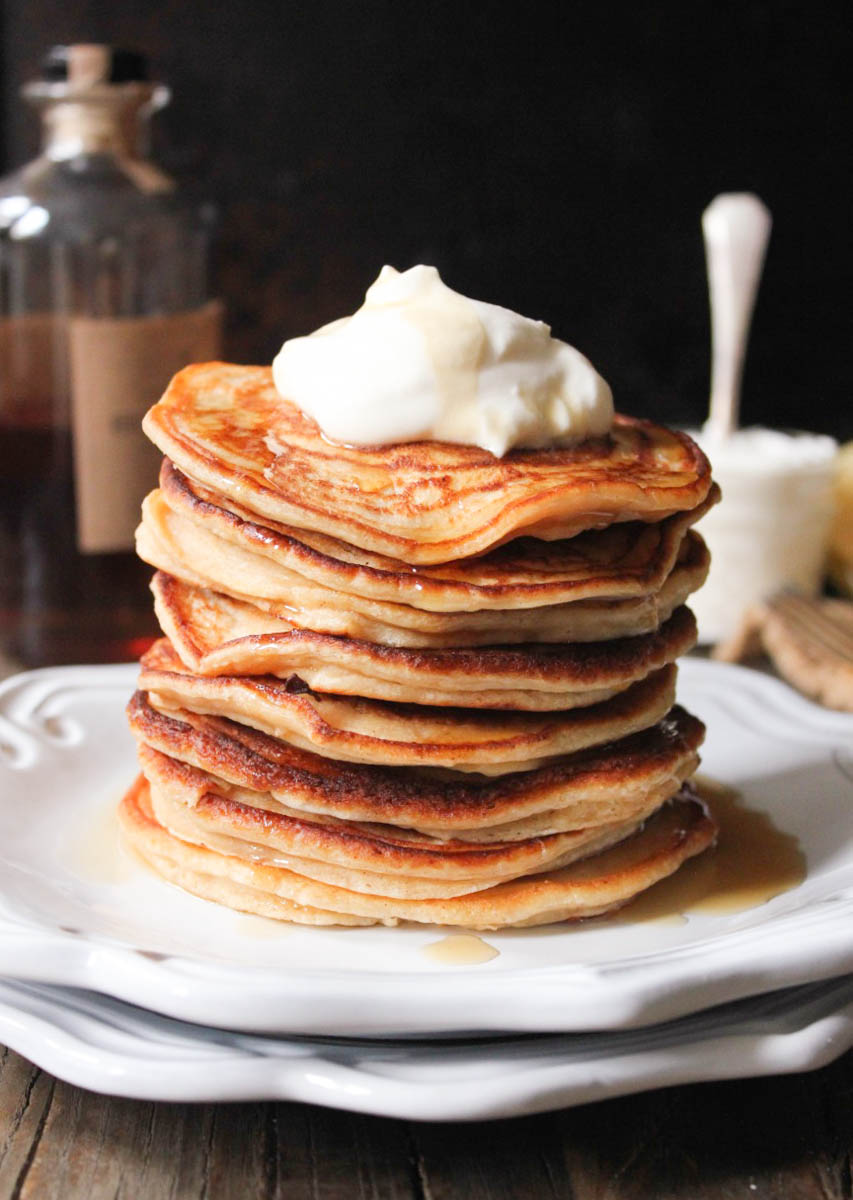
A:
[68,300,223,553]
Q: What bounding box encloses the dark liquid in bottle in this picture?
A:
[0,418,157,667]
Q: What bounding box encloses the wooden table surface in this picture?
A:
[1,652,852,1199]
[1,1045,852,1198]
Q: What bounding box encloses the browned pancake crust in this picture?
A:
[138,486,710,647]
[143,364,713,565]
[129,689,704,829]
[119,776,376,926]
[158,459,720,611]
[151,572,697,706]
[119,774,718,928]
[138,744,653,880]
[138,638,678,769]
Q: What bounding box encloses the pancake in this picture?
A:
[139,745,658,898]
[138,485,710,647]
[139,639,679,772]
[142,364,713,565]
[121,776,374,926]
[127,690,704,838]
[120,774,718,928]
[151,458,719,615]
[150,573,697,710]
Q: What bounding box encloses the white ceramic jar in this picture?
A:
[690,426,837,644]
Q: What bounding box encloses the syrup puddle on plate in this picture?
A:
[423,933,500,965]
[231,914,292,939]
[617,776,806,925]
[67,799,140,885]
[68,779,804,950]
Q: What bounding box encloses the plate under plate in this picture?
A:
[2,974,853,1119]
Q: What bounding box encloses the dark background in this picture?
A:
[2,0,850,437]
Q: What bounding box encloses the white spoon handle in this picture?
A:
[702,193,772,439]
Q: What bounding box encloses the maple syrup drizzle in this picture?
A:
[423,933,500,965]
[70,778,802,954]
[231,913,292,938]
[67,801,139,885]
[619,775,806,924]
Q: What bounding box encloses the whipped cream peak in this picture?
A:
[272,265,613,456]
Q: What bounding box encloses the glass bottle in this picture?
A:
[0,44,222,667]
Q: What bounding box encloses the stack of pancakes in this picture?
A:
[121,362,720,929]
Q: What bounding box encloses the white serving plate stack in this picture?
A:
[1,659,852,1119]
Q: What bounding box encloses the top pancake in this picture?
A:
[143,364,713,565]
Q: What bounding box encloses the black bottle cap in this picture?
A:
[41,45,149,85]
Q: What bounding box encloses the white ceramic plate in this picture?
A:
[0,660,852,1036]
[2,973,853,1119]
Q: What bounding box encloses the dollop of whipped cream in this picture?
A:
[271,264,613,456]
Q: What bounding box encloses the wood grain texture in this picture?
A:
[1,1046,852,1199]
[0,1047,55,1199]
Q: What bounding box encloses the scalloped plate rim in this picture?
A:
[1,974,853,1118]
